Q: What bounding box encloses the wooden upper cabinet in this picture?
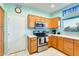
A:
[0,7,4,26]
[74,40,79,56]
[45,18,51,28]
[63,38,74,56]
[35,16,41,22]
[27,14,60,28]
[49,17,60,28]
[41,17,45,23]
[27,15,36,28]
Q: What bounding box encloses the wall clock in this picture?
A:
[15,7,21,14]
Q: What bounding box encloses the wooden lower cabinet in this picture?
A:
[52,36,58,48]
[48,36,52,47]
[48,36,58,48]
[27,37,37,54]
[57,37,64,51]
[63,38,74,56]
[74,40,79,56]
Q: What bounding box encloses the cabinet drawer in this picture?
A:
[31,42,37,46]
[30,38,37,41]
[30,46,37,53]
[64,38,73,43]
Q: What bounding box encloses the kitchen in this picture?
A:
[0,3,79,56]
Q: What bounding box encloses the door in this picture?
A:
[0,7,4,56]
[7,15,26,54]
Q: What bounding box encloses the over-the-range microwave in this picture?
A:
[35,22,46,28]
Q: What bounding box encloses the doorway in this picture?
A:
[0,6,4,56]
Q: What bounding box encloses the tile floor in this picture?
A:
[8,48,66,56]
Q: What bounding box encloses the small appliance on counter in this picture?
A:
[57,32,60,34]
[51,29,56,34]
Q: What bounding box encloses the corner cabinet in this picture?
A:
[27,36,37,54]
[48,35,58,48]
[48,17,60,28]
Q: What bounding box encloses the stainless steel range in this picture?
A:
[37,36,48,52]
[33,31,48,52]
[33,21,48,52]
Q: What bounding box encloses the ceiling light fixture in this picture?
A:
[51,4,55,8]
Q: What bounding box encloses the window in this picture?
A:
[63,5,79,16]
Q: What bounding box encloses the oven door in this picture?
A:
[38,37,44,46]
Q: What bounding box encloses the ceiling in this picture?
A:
[25,3,71,14]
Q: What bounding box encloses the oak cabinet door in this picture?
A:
[0,8,4,26]
[64,38,74,56]
[28,15,36,28]
[30,46,37,53]
[28,37,37,54]
[57,37,64,51]
[52,36,58,48]
[40,17,45,23]
[35,16,41,22]
[48,36,52,47]
[74,40,79,56]
[46,19,52,28]
[51,18,59,28]
[49,17,60,28]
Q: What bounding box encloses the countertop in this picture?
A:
[28,35,37,38]
[48,34,79,40]
[28,34,79,40]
